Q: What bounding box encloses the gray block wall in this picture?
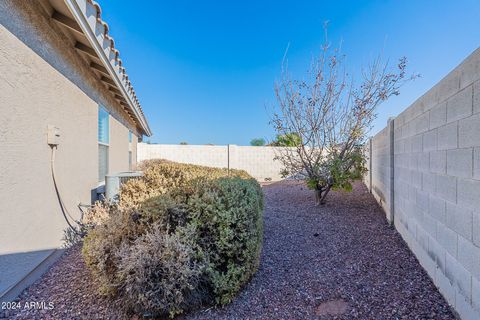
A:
[367,48,480,320]
[370,119,395,223]
[363,138,372,192]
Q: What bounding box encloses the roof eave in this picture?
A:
[63,0,152,136]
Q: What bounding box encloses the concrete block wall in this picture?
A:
[367,48,480,320]
[228,145,287,181]
[370,119,395,223]
[138,144,229,169]
[137,143,288,181]
[363,139,372,192]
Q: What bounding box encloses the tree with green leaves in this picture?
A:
[271,31,417,205]
[250,138,266,146]
[270,133,302,147]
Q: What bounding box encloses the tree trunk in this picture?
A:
[314,188,322,206]
[319,184,332,205]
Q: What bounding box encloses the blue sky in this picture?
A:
[99,0,480,145]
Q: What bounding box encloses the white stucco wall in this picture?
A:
[130,132,138,169]
[109,116,130,174]
[0,0,140,300]
[0,22,96,255]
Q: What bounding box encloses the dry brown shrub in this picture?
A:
[82,201,111,226]
[119,159,250,207]
[116,224,205,318]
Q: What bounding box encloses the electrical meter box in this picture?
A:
[47,125,60,146]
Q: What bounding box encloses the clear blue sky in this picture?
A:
[99,0,480,145]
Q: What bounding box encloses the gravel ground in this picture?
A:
[1,181,456,320]
[0,244,127,320]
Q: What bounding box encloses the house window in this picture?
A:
[98,106,109,182]
[129,151,133,170]
[128,131,133,170]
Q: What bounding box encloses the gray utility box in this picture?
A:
[105,171,143,201]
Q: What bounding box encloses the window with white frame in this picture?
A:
[128,151,133,170]
[128,130,133,170]
[98,106,109,182]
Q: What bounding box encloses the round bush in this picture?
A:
[180,177,264,305]
[82,160,263,318]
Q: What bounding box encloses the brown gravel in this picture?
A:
[0,244,127,320]
[1,181,456,319]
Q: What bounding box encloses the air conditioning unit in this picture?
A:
[104,171,143,201]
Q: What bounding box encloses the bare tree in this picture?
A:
[271,31,417,205]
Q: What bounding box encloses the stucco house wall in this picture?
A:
[130,133,138,168]
[0,0,145,302]
[109,116,131,174]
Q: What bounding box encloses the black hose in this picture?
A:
[50,146,82,235]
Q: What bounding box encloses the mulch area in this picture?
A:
[1,181,456,319]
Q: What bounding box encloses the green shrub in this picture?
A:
[82,160,263,318]
[178,177,264,305]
